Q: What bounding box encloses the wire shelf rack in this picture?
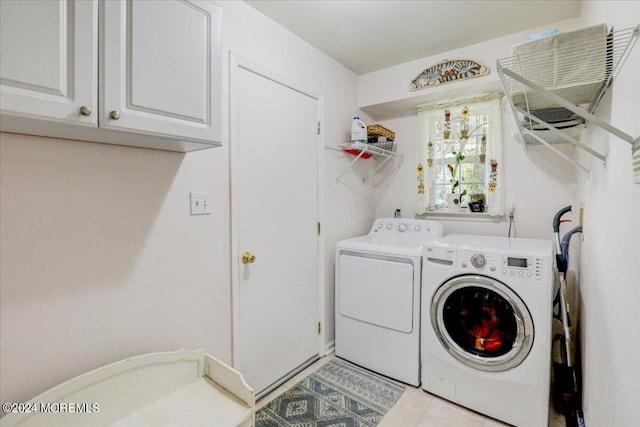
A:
[497,24,639,173]
[327,141,404,184]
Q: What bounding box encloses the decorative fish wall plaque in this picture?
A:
[409,59,489,91]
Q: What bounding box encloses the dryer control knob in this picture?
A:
[470,254,486,268]
[377,222,384,229]
[386,223,393,229]
[399,223,408,232]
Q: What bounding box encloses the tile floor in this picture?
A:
[256,353,565,427]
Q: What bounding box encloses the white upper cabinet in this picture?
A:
[100,0,221,144]
[0,0,98,126]
[0,0,222,152]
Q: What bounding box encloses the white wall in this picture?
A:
[574,3,640,427]
[0,135,232,403]
[0,0,372,404]
[363,23,581,239]
[358,19,581,120]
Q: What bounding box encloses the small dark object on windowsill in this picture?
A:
[469,200,485,213]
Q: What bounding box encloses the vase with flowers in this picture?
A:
[446,151,467,211]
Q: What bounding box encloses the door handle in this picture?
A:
[242,252,256,264]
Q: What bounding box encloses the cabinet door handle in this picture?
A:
[110,110,120,120]
[79,106,92,116]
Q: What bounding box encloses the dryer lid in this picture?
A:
[336,219,443,256]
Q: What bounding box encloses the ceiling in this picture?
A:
[245,0,582,75]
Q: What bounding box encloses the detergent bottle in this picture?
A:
[351,116,367,143]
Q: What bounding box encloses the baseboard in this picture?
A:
[324,340,335,356]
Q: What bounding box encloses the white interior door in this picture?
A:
[231,56,321,398]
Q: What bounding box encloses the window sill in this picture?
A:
[417,210,503,222]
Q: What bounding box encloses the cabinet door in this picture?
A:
[101,0,222,143]
[0,0,97,126]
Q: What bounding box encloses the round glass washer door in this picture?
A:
[431,274,534,372]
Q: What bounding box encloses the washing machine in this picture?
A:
[335,218,443,386]
[421,234,553,427]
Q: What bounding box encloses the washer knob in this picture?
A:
[470,254,486,268]
[377,222,384,229]
[415,225,421,232]
[399,223,408,232]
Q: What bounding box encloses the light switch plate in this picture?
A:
[190,192,211,215]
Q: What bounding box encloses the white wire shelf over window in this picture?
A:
[497,24,639,174]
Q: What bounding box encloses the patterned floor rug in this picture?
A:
[256,358,405,427]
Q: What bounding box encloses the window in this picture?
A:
[417,93,504,216]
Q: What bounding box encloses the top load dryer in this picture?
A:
[335,218,443,385]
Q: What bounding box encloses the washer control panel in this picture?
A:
[470,254,486,268]
[459,249,549,282]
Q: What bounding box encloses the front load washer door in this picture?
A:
[431,275,534,372]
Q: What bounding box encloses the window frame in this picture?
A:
[417,93,505,217]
